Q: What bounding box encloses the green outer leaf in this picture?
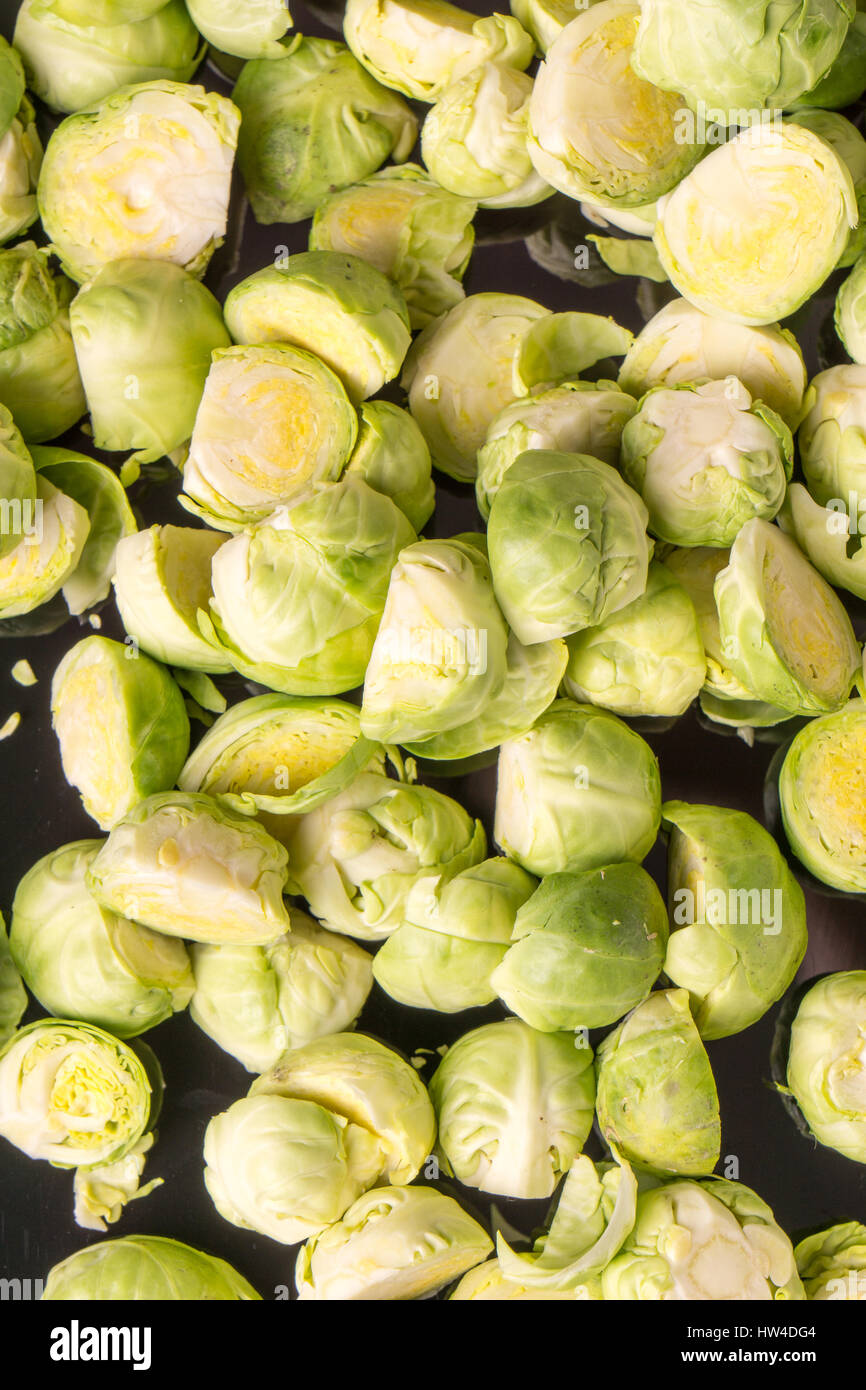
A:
[587,235,668,283]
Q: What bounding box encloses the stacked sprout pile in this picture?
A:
[0,0,864,1302]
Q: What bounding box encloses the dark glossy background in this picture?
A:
[0,0,864,1300]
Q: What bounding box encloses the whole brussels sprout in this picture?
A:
[344,400,435,532]
[0,240,84,443]
[795,1222,866,1300]
[779,701,866,891]
[43,1235,261,1301]
[786,972,866,1164]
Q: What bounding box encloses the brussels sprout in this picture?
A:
[180,344,358,530]
[284,771,486,940]
[798,364,866,505]
[791,3,866,107]
[232,37,417,224]
[403,630,568,762]
[179,694,382,825]
[45,0,170,21]
[295,1185,493,1300]
[663,802,807,1040]
[778,482,866,601]
[43,1235,261,1301]
[344,400,434,531]
[223,252,410,404]
[401,291,551,482]
[527,3,705,209]
[86,791,293,945]
[202,480,416,697]
[510,0,598,52]
[309,165,475,331]
[0,914,26,1047]
[476,381,636,521]
[659,545,756,703]
[620,380,792,547]
[421,63,551,210]
[190,910,373,1072]
[595,989,721,1176]
[51,636,190,830]
[795,1222,866,1300]
[602,1178,804,1300]
[0,31,25,140]
[618,297,808,431]
[791,110,866,269]
[496,1149,637,1292]
[430,1017,594,1199]
[779,701,866,891]
[10,840,193,1038]
[563,561,705,718]
[13,0,203,115]
[372,857,536,1012]
[0,1018,155,1170]
[0,390,36,565]
[632,0,853,120]
[487,451,651,645]
[204,1094,384,1244]
[714,519,860,716]
[451,1260,594,1299]
[0,35,41,248]
[492,863,669,1032]
[37,80,240,283]
[654,124,857,327]
[70,259,230,466]
[251,1032,436,1185]
[186,0,292,58]
[360,536,509,745]
[343,0,533,101]
[836,253,866,364]
[113,524,230,673]
[0,475,90,617]
[33,447,136,616]
[786,972,866,1164]
[495,700,661,875]
[0,242,84,443]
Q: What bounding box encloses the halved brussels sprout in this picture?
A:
[232,37,417,224]
[51,636,190,830]
[632,0,853,120]
[295,1186,493,1301]
[618,298,808,431]
[660,545,758,703]
[528,3,705,208]
[837,252,866,364]
[654,123,857,326]
[786,971,866,1164]
[0,400,37,562]
[86,791,293,945]
[0,1018,155,1170]
[792,109,866,269]
[372,857,536,1012]
[0,36,41,247]
[495,700,661,875]
[795,1222,866,1300]
[186,0,292,58]
[0,913,26,1047]
[10,839,193,1038]
[223,252,410,403]
[309,165,475,331]
[714,519,860,715]
[113,524,230,672]
[13,0,203,115]
[190,909,374,1072]
[180,344,358,530]
[42,1234,261,1301]
[343,0,533,101]
[202,479,416,696]
[422,63,551,210]
[0,241,84,443]
[620,379,792,547]
[595,989,721,1176]
[37,80,240,283]
[779,482,866,602]
[476,380,636,521]
[401,291,551,481]
[284,770,486,940]
[70,258,230,465]
[663,801,807,1040]
[779,701,866,891]
[798,364,866,504]
[430,1017,594,1199]
[563,560,705,717]
[602,1177,804,1300]
[487,450,651,645]
[492,862,669,1032]
[360,536,509,745]
[33,447,137,616]
[0,475,90,617]
[344,400,434,532]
